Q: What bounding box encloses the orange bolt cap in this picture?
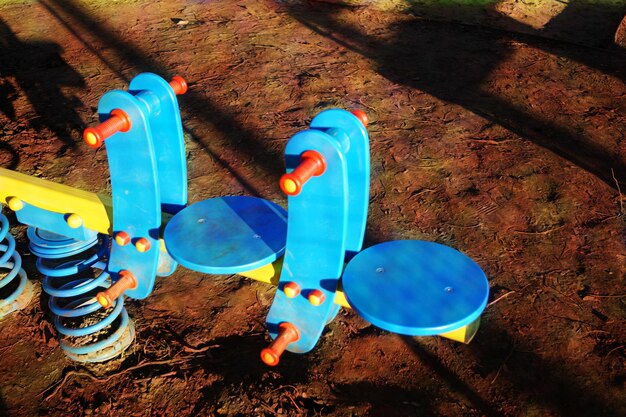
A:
[283,282,301,298]
[308,289,326,306]
[350,110,369,127]
[262,350,280,366]
[135,237,151,253]
[115,231,131,246]
[83,130,100,147]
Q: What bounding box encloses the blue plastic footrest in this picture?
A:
[342,240,489,336]
[164,196,287,274]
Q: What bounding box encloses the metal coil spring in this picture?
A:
[0,212,34,318]
[29,227,135,362]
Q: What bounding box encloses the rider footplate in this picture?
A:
[342,240,489,336]
[164,196,287,274]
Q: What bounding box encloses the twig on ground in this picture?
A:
[491,340,516,385]
[606,345,624,357]
[487,291,516,308]
[40,358,189,402]
[511,224,565,235]
[611,168,624,215]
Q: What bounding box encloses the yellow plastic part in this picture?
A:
[7,196,24,211]
[0,168,113,234]
[438,317,482,344]
[239,258,281,285]
[238,258,351,309]
[66,213,83,228]
[333,286,351,309]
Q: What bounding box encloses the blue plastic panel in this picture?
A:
[342,240,489,336]
[164,196,287,274]
[129,73,187,215]
[15,202,94,241]
[98,89,161,299]
[310,109,369,257]
[27,227,99,259]
[266,129,348,353]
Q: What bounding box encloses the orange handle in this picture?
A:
[279,150,326,196]
[83,108,131,149]
[96,270,137,308]
[260,322,300,366]
[83,76,188,149]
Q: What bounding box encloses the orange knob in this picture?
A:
[279,150,326,196]
[307,289,326,306]
[169,76,188,95]
[115,231,131,246]
[135,237,151,253]
[83,109,131,149]
[260,322,300,366]
[350,110,368,127]
[96,270,137,308]
[283,282,301,298]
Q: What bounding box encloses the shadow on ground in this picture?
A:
[286,0,626,189]
[0,17,85,155]
[37,0,287,198]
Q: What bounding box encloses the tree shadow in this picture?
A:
[0,141,20,169]
[331,380,441,417]
[286,1,626,189]
[0,18,85,154]
[405,0,626,51]
[39,0,286,199]
[417,320,624,417]
[0,395,8,417]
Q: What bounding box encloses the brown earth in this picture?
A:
[1,1,625,416]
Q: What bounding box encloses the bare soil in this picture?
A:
[1,1,625,416]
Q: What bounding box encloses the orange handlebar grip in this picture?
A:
[279,150,326,196]
[83,108,131,149]
[260,322,300,366]
[350,109,369,127]
[96,270,137,308]
[169,76,188,95]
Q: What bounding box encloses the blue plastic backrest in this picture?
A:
[98,89,161,299]
[310,109,369,258]
[129,73,187,214]
[266,129,348,353]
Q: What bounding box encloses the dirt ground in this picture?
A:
[1,0,625,416]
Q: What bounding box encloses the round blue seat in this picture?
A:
[342,240,489,336]
[164,196,287,274]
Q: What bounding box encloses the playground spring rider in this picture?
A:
[256,110,489,365]
[1,74,188,361]
[160,107,490,366]
[3,73,489,364]
[0,212,34,318]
